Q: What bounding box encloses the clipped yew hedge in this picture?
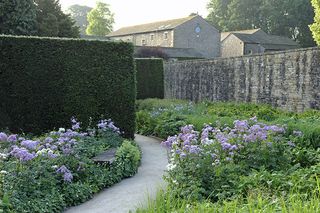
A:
[135,58,164,99]
[0,35,136,138]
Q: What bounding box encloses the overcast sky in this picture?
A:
[60,0,209,30]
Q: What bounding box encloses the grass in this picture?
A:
[136,187,320,213]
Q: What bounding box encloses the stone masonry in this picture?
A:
[164,47,320,112]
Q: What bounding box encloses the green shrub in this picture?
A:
[0,35,136,138]
[135,59,164,99]
[116,140,141,177]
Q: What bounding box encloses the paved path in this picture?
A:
[64,134,168,213]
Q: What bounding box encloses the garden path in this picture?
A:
[64,134,168,213]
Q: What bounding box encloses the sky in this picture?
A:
[60,0,209,30]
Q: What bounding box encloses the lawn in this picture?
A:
[136,99,320,212]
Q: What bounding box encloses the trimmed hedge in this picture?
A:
[0,35,136,138]
[135,58,164,99]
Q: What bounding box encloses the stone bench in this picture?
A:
[92,148,117,164]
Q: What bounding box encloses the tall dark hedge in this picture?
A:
[0,35,136,138]
[135,58,164,99]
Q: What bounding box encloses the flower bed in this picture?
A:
[135,99,320,212]
[0,118,141,213]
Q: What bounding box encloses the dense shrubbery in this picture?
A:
[0,118,141,213]
[0,35,136,138]
[135,99,320,212]
[135,58,164,100]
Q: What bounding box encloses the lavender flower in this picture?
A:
[56,165,73,183]
[10,146,36,161]
[287,141,296,147]
[21,140,39,150]
[234,120,249,132]
[0,132,8,142]
[7,134,17,142]
[44,137,54,143]
[71,117,81,131]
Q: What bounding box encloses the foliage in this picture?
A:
[136,187,320,213]
[116,140,141,177]
[135,99,320,212]
[0,0,37,35]
[134,47,169,60]
[35,0,79,38]
[0,35,136,138]
[207,0,316,47]
[162,120,296,200]
[135,59,164,100]
[86,1,114,36]
[310,0,320,45]
[0,118,141,212]
[67,4,93,35]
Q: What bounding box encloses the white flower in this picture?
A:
[0,153,8,159]
[201,138,214,145]
[0,170,8,175]
[52,165,58,169]
[166,163,177,171]
[58,128,65,133]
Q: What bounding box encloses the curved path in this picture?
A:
[64,134,168,213]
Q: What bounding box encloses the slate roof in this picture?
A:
[221,29,260,41]
[108,16,197,37]
[222,29,299,48]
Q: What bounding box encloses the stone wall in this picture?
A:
[164,47,320,111]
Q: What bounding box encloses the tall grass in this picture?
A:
[136,184,320,213]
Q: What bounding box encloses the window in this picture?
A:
[164,32,168,40]
[142,39,146,46]
[150,34,154,41]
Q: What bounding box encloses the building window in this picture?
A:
[142,39,146,46]
[246,49,253,55]
[164,32,168,40]
[150,34,154,41]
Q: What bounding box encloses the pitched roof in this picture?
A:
[223,28,299,48]
[221,29,261,41]
[108,16,197,37]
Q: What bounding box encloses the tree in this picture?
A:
[35,0,79,37]
[67,4,93,35]
[310,0,320,45]
[207,0,316,47]
[0,0,37,35]
[86,1,114,36]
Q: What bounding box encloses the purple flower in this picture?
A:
[56,165,69,174]
[7,134,17,142]
[10,146,36,161]
[287,141,296,147]
[44,137,54,143]
[48,150,58,158]
[56,165,73,183]
[234,120,249,132]
[189,145,201,154]
[98,119,120,133]
[63,172,73,182]
[264,125,285,134]
[71,117,81,131]
[161,136,177,149]
[0,133,8,142]
[21,140,38,150]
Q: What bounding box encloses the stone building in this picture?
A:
[221,29,299,57]
[108,15,220,59]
